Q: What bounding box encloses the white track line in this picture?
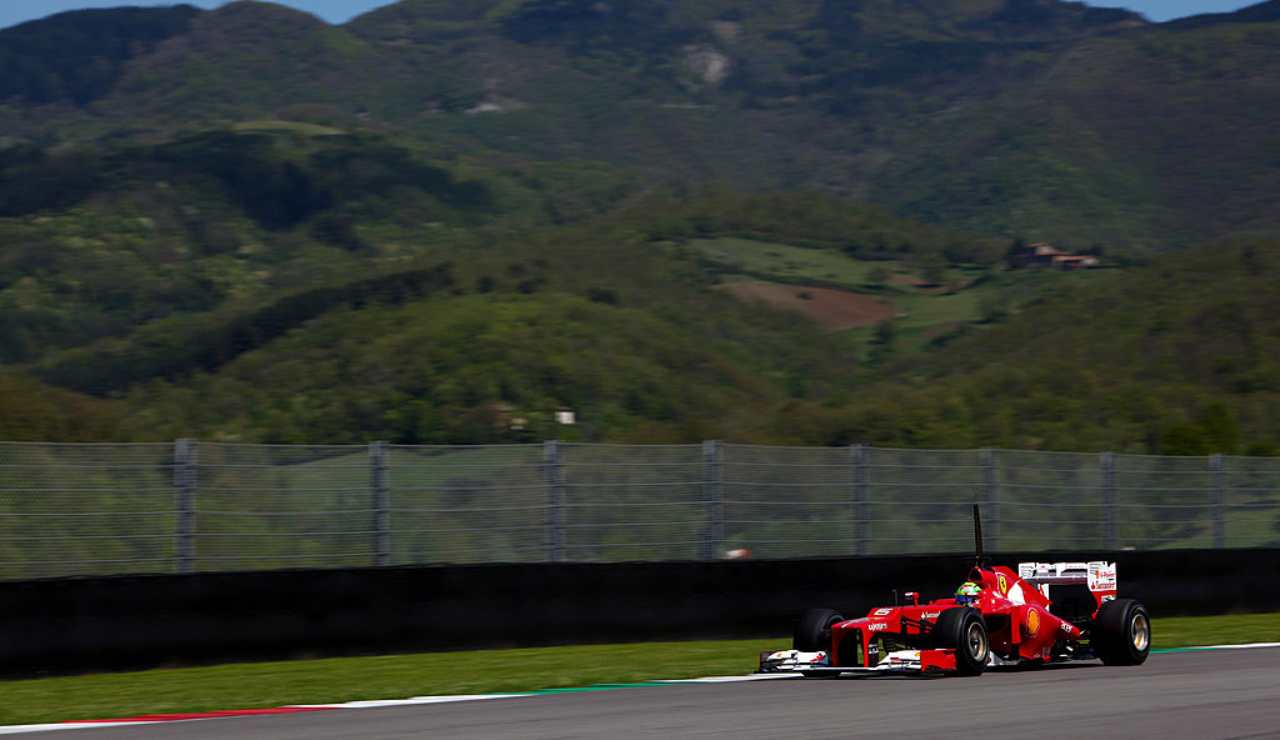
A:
[291,694,528,710]
[0,722,159,735]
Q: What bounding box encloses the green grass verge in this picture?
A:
[1153,612,1280,651]
[2,613,1278,726]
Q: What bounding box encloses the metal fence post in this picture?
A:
[370,441,390,567]
[982,449,999,552]
[1210,454,1227,548]
[1101,452,1117,549]
[702,441,724,560]
[852,444,870,556]
[174,438,197,575]
[543,441,564,562]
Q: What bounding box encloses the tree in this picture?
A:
[866,320,897,367]
[917,253,947,287]
[1005,238,1028,267]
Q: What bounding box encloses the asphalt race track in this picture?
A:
[23,648,1280,739]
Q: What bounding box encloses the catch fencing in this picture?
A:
[0,441,1277,580]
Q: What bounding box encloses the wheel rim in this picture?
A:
[966,622,988,660]
[1131,613,1150,652]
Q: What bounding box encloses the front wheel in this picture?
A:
[1092,598,1151,666]
[933,607,989,676]
[794,608,844,652]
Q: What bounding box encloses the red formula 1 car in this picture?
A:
[759,507,1150,677]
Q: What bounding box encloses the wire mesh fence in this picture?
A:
[1,441,1278,579]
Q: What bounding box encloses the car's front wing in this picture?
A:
[758,648,957,675]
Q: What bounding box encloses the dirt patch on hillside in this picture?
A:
[716,281,895,330]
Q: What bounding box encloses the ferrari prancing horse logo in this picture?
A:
[996,573,1009,594]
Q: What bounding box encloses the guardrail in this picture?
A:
[1,441,1277,579]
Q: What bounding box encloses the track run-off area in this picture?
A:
[6,646,1280,739]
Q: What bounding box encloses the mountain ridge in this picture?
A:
[1162,0,1280,28]
[1,0,1273,249]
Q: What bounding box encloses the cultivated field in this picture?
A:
[715,281,896,330]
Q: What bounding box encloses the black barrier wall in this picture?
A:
[3,549,1278,676]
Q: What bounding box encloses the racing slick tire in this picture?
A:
[1092,598,1151,666]
[794,608,844,652]
[933,607,989,676]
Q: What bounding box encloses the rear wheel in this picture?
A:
[933,607,989,676]
[794,608,844,652]
[1092,598,1150,666]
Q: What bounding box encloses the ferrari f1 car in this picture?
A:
[759,506,1150,677]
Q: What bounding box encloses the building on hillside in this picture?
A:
[1009,242,1100,270]
[1050,254,1100,270]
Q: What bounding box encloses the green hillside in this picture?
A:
[1,1,1278,247]
[2,129,756,369]
[0,127,873,443]
[104,218,875,444]
[0,1,1278,455]
[876,11,1280,244]
[0,5,199,105]
[0,125,1275,453]
[0,122,993,378]
[0,128,540,366]
[775,239,1280,455]
[0,374,122,441]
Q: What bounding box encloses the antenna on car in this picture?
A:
[973,503,985,568]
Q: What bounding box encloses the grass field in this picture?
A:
[692,238,885,289]
[2,613,1277,726]
[689,238,1103,357]
[230,120,347,136]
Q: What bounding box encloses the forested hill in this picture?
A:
[1,1,1279,454]
[775,239,1280,456]
[0,109,994,444]
[2,0,1279,247]
[0,5,199,105]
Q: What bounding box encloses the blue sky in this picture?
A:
[0,0,1263,30]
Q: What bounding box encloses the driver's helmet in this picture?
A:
[955,581,982,605]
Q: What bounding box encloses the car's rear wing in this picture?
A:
[1018,561,1117,604]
